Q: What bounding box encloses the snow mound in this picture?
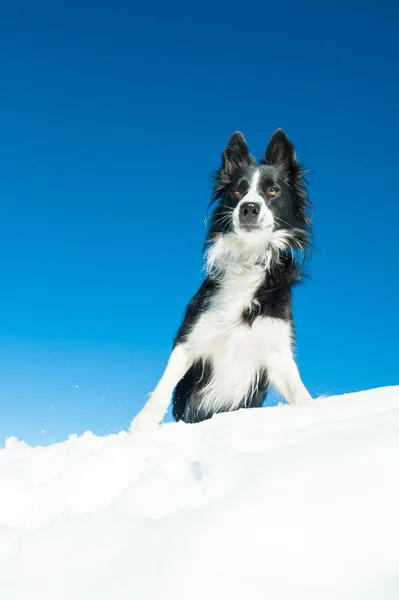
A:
[1,387,399,600]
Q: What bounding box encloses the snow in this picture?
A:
[1,387,399,600]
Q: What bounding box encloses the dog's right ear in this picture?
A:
[210,131,253,205]
[211,132,251,204]
[220,131,250,178]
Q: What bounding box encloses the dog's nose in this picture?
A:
[239,202,261,225]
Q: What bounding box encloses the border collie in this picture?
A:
[130,128,313,432]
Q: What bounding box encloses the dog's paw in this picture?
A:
[293,394,315,407]
[129,403,163,434]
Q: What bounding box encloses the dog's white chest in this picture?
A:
[186,271,292,411]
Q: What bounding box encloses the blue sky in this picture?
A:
[0,0,398,446]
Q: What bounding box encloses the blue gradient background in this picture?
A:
[0,1,398,446]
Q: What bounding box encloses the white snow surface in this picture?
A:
[1,387,399,600]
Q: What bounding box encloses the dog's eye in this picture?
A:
[232,189,240,197]
[268,186,278,195]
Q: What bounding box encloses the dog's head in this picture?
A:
[206,129,312,275]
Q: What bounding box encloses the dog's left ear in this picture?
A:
[263,129,297,167]
[263,129,312,237]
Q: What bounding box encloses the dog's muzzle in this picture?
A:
[239,202,261,229]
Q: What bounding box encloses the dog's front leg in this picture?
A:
[130,344,192,433]
[266,349,314,406]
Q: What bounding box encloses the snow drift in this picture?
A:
[1,386,399,600]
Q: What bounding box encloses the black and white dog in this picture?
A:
[131,129,314,432]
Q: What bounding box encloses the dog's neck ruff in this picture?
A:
[205,230,295,279]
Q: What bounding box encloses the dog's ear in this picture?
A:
[263,129,297,167]
[211,132,252,205]
[221,131,251,177]
[264,129,312,238]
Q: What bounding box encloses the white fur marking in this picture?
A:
[205,228,294,277]
[232,169,274,232]
[248,169,260,194]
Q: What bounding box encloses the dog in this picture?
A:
[130,128,314,432]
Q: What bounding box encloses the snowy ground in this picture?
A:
[0,387,399,600]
